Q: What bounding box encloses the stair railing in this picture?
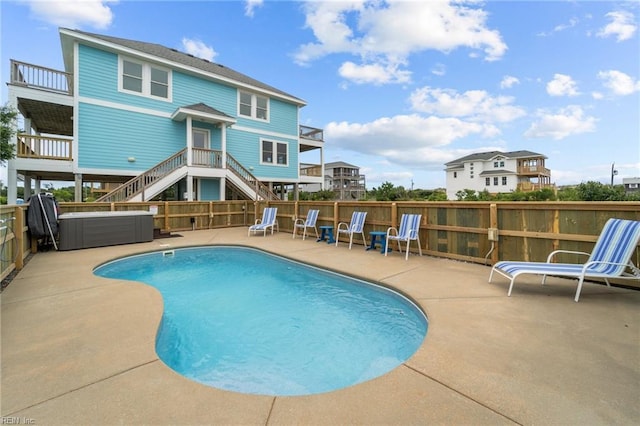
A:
[225,153,280,201]
[96,149,188,202]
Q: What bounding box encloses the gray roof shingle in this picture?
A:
[445,150,546,166]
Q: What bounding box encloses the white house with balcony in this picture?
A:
[445,150,553,200]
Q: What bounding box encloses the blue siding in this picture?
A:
[78,103,184,170]
[78,45,176,113]
[227,129,298,179]
[200,179,220,200]
[172,71,237,115]
[76,41,302,181]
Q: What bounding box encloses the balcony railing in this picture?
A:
[299,125,323,141]
[10,60,73,95]
[517,182,556,192]
[518,165,550,176]
[17,134,72,160]
[300,165,323,177]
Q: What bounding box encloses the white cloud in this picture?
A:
[432,63,446,77]
[21,0,117,29]
[597,70,640,96]
[537,17,579,37]
[294,1,507,85]
[244,0,263,18]
[546,74,580,97]
[325,114,499,168]
[500,75,520,89]
[182,38,217,62]
[554,17,579,33]
[597,11,637,42]
[338,61,411,85]
[409,87,526,123]
[591,91,604,100]
[525,106,597,140]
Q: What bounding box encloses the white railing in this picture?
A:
[10,60,73,95]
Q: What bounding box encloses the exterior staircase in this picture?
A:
[95,148,280,202]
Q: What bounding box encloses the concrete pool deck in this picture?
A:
[2,227,639,425]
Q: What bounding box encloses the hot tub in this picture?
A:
[58,211,154,251]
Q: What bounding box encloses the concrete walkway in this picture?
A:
[2,227,639,425]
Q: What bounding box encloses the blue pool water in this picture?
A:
[94,246,427,396]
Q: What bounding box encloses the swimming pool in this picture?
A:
[94,246,428,396]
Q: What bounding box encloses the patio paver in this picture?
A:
[2,227,639,425]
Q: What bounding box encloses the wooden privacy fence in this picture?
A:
[2,201,639,285]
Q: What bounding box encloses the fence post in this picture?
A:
[391,202,398,229]
[15,207,25,270]
[490,203,499,264]
[164,201,170,230]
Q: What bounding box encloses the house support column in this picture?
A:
[293,183,299,201]
[221,124,227,168]
[7,162,17,204]
[220,178,225,201]
[23,175,32,201]
[34,178,41,195]
[6,86,20,204]
[320,149,325,190]
[186,175,194,201]
[74,174,83,202]
[186,116,193,166]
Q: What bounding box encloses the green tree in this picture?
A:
[575,181,626,201]
[455,189,478,201]
[1,104,18,164]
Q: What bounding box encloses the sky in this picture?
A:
[1,0,639,191]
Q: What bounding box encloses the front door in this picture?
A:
[192,128,210,165]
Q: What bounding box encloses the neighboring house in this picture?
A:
[302,161,366,200]
[622,177,640,195]
[6,28,324,204]
[444,150,553,200]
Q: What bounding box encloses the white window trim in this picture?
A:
[260,138,288,166]
[118,56,172,102]
[238,90,270,122]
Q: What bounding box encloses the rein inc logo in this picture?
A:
[0,418,35,425]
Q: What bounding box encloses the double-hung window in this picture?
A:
[120,57,171,100]
[261,140,287,165]
[239,91,269,121]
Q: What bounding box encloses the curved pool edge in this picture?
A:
[93,244,429,396]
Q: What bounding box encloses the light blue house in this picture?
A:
[6,28,325,203]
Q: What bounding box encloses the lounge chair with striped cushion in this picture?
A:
[336,211,367,249]
[489,218,640,301]
[293,209,319,240]
[385,214,422,260]
[248,207,278,236]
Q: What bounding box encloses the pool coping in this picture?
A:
[2,227,639,424]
